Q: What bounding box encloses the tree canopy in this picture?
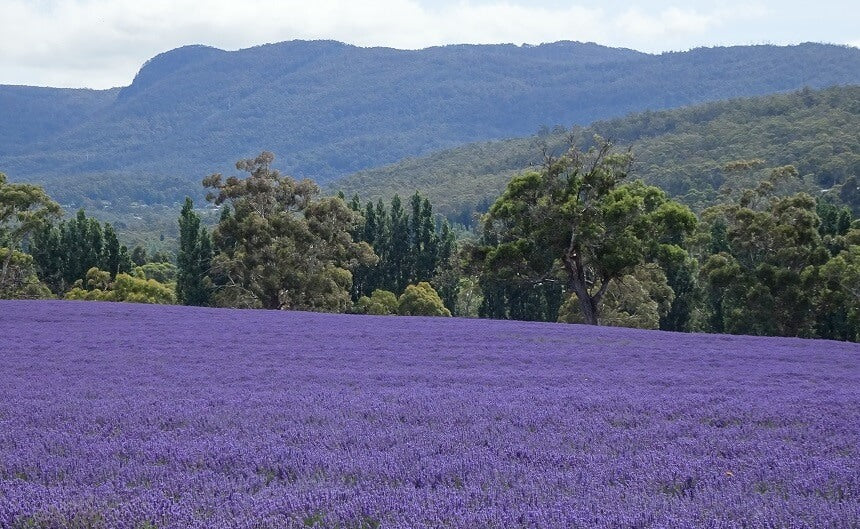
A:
[481,140,696,325]
[0,172,61,293]
[65,267,176,304]
[696,166,860,339]
[397,282,452,317]
[175,197,212,306]
[29,209,133,294]
[204,152,376,311]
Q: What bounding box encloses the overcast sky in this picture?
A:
[1,0,857,89]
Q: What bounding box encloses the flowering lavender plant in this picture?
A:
[1,300,857,528]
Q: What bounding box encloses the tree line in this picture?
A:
[474,143,859,341]
[1,143,858,341]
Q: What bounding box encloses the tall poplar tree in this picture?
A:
[176,197,212,306]
[387,195,411,294]
[101,223,127,279]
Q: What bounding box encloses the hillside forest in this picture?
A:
[338,85,860,225]
[2,42,859,211]
[4,84,855,257]
[2,137,858,341]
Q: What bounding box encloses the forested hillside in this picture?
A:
[2,41,859,208]
[335,85,860,222]
[0,86,118,156]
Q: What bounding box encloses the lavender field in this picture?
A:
[0,301,858,528]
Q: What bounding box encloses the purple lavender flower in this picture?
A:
[0,300,857,528]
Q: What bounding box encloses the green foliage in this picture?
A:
[816,244,860,341]
[454,277,483,318]
[205,152,376,311]
[839,175,860,215]
[65,267,175,304]
[0,173,62,243]
[558,263,674,329]
[101,223,124,279]
[429,223,461,315]
[694,166,850,338]
[355,289,399,315]
[482,139,696,325]
[131,245,148,266]
[29,209,134,294]
[817,199,855,255]
[0,172,61,293]
[397,282,452,317]
[0,248,53,300]
[116,271,177,304]
[654,243,700,332]
[348,192,452,303]
[386,195,412,295]
[134,262,177,283]
[176,197,212,306]
[337,86,860,221]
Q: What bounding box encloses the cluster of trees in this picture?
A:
[472,140,860,341]
[0,172,61,299]
[199,152,376,311]
[345,192,455,308]
[2,140,858,342]
[65,267,176,304]
[356,283,452,317]
[696,167,859,340]
[0,173,185,304]
[29,209,133,294]
[24,208,187,304]
[1,155,457,316]
[476,141,698,329]
[193,153,454,315]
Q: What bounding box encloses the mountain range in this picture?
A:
[2,40,859,209]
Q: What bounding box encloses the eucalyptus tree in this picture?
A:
[0,173,61,294]
[481,139,696,325]
[204,152,376,311]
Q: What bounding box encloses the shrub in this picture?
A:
[397,282,451,317]
[355,289,398,315]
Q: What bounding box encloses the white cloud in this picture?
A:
[614,4,772,48]
[0,0,850,88]
[616,7,714,39]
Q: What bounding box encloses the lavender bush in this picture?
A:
[0,300,857,528]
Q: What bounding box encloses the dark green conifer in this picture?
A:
[176,197,212,306]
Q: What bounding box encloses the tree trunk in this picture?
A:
[0,247,13,291]
[576,292,600,325]
[563,252,600,325]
